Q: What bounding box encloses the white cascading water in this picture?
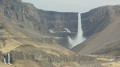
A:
[3,53,12,65]
[68,13,86,48]
[3,58,7,64]
[8,53,11,65]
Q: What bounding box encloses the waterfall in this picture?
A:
[3,53,12,65]
[68,13,86,48]
[8,53,11,65]
[3,58,7,64]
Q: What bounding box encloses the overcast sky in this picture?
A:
[22,0,120,13]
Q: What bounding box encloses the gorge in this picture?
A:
[0,0,120,67]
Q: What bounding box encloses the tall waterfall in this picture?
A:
[68,13,86,48]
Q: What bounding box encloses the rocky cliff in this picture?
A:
[0,0,78,48]
[73,5,120,55]
[81,6,112,38]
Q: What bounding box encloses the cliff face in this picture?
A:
[0,0,24,21]
[37,11,78,48]
[0,0,78,48]
[81,6,111,38]
[72,5,120,55]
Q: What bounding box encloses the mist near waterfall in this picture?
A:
[68,13,86,48]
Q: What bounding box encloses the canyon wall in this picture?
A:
[0,0,78,48]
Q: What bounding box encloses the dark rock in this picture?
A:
[9,45,98,64]
[0,51,3,62]
[81,6,112,38]
[0,23,4,29]
[3,0,24,21]
[0,0,3,5]
[10,51,25,62]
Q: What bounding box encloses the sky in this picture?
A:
[22,0,120,13]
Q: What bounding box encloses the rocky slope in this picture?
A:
[93,40,120,56]
[72,5,120,55]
